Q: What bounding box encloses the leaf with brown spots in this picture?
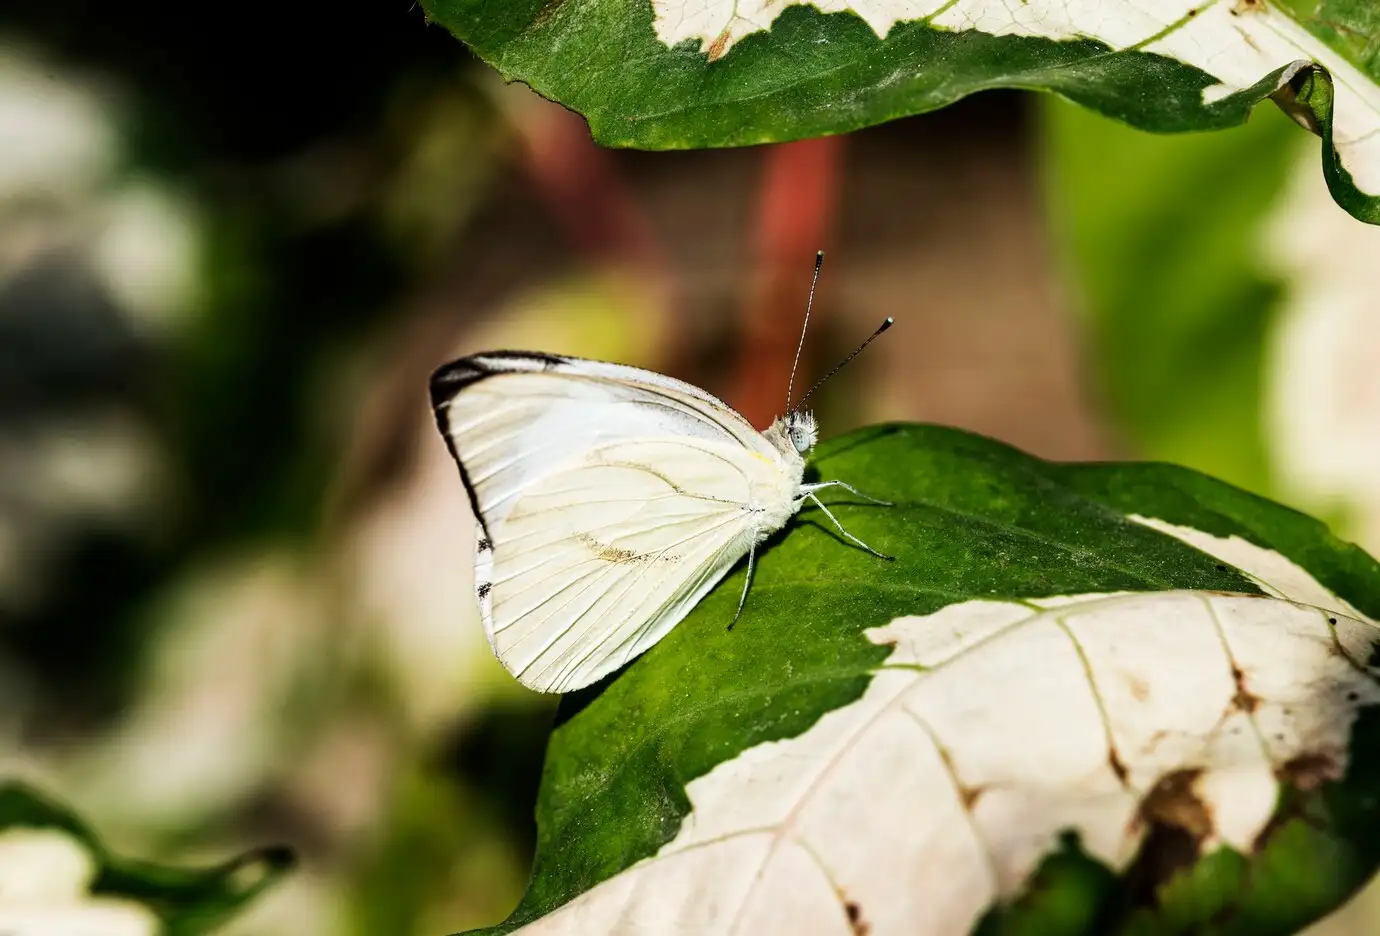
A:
[447,426,1380,936]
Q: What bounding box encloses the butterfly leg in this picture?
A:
[802,492,894,560]
[728,540,757,631]
[800,479,892,506]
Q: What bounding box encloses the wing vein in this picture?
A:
[510,512,750,684]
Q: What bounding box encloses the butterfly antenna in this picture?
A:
[786,250,826,412]
[794,316,894,412]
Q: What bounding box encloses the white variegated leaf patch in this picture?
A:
[652,0,1380,202]
[0,828,158,936]
[510,524,1380,935]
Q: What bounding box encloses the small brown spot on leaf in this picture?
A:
[530,0,566,30]
[706,30,731,61]
[1123,769,1213,907]
[1142,769,1213,839]
[1125,672,1150,703]
[1270,68,1325,133]
[1255,754,1336,852]
[1231,667,1259,713]
[1108,748,1129,784]
[1201,588,1255,599]
[1233,0,1264,12]
[845,900,869,935]
[1278,751,1342,792]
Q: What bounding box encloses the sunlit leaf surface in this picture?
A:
[468,424,1380,936]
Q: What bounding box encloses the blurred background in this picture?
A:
[0,1,1377,934]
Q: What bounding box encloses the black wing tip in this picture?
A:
[428,351,571,411]
[428,351,570,543]
[429,358,485,411]
[482,349,570,366]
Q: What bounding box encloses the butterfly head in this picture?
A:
[785,410,818,454]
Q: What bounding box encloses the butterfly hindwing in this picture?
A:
[479,451,753,691]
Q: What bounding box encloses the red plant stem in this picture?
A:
[730,135,846,427]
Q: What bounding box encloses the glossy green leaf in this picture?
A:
[425,0,1380,223]
[463,423,1380,936]
[0,782,291,936]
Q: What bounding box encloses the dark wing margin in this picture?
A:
[428,351,569,540]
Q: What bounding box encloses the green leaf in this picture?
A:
[0,782,291,936]
[1041,96,1302,499]
[1043,91,1380,550]
[465,423,1380,935]
[425,0,1380,223]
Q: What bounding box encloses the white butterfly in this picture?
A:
[430,256,891,693]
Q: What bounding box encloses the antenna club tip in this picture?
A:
[814,250,824,263]
[883,317,895,326]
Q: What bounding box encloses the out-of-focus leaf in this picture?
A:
[1043,88,1380,564]
[1258,135,1380,556]
[0,782,291,935]
[1041,96,1302,497]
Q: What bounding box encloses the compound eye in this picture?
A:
[786,413,817,454]
[784,415,804,449]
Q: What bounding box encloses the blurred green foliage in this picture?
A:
[1042,98,1303,497]
[0,782,292,933]
[0,2,543,933]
